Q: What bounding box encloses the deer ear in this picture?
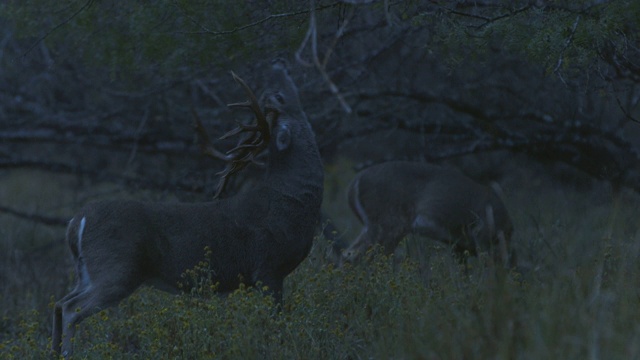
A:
[275,123,291,151]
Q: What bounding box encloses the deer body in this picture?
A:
[52,60,323,357]
[337,161,514,266]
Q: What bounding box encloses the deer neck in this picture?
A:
[265,120,324,206]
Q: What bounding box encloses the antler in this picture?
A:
[194,72,275,198]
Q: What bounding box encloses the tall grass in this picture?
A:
[1,167,639,359]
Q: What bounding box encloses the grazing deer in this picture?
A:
[51,59,324,358]
[333,161,514,268]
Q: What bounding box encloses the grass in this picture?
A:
[1,164,639,359]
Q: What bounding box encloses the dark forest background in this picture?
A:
[1,1,640,358]
[2,0,639,203]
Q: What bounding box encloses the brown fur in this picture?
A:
[336,161,514,267]
[52,60,324,358]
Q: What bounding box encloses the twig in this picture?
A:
[127,104,151,165]
[615,94,640,124]
[175,1,339,36]
[554,15,581,86]
[296,0,353,113]
[22,0,95,58]
[0,205,69,227]
[433,2,531,29]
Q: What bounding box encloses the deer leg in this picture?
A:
[53,302,62,356]
[58,289,101,358]
[496,229,512,268]
[57,259,142,358]
[340,225,372,265]
[52,298,66,356]
[52,280,87,356]
[58,283,137,358]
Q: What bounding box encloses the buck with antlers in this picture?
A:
[52,59,324,358]
[333,161,515,268]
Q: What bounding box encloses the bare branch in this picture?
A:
[296,0,353,113]
[0,204,68,227]
[127,103,151,165]
[433,1,532,29]
[22,0,95,58]
[175,1,340,36]
[615,95,640,124]
[339,0,376,4]
[554,15,581,86]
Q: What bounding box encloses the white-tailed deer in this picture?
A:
[52,59,324,358]
[334,161,514,268]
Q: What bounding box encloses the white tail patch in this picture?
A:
[349,177,371,255]
[75,216,93,289]
[77,216,86,255]
[352,178,369,229]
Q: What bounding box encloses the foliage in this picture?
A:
[1,0,637,195]
[417,1,640,85]
[3,0,312,80]
[8,1,637,86]
[2,168,640,359]
[3,231,640,358]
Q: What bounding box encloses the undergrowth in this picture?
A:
[3,234,640,359]
[1,169,640,359]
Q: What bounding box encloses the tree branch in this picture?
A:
[0,205,68,227]
[22,0,95,58]
[176,1,340,36]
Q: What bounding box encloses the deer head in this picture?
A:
[52,59,324,358]
[333,161,515,268]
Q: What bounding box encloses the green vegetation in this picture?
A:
[1,166,639,359]
[7,1,637,83]
[3,0,312,79]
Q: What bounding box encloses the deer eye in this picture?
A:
[274,94,285,104]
